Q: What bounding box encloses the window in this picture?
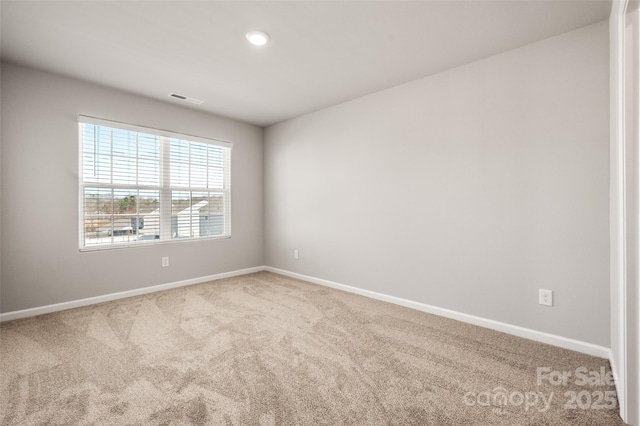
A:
[79,115,231,250]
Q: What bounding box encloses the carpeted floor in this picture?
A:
[0,271,627,425]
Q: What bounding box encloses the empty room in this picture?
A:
[1,1,638,425]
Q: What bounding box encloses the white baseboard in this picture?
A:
[0,266,265,322]
[1,265,612,361]
[265,266,611,359]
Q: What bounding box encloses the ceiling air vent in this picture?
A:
[169,93,204,105]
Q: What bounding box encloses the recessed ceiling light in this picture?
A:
[246,31,270,46]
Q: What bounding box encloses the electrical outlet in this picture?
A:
[293,249,299,259]
[539,289,553,306]
[162,257,169,267]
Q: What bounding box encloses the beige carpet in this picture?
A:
[0,271,626,425]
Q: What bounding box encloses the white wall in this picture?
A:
[623,4,639,424]
[0,60,3,309]
[610,0,640,422]
[264,22,610,346]
[610,0,626,415]
[623,9,640,418]
[0,63,264,313]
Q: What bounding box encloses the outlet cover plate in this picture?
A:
[539,289,553,306]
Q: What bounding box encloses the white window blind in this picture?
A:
[78,115,231,250]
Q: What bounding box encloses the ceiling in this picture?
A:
[1,1,612,127]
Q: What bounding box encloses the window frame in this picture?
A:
[78,115,232,251]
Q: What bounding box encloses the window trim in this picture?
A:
[78,115,233,252]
